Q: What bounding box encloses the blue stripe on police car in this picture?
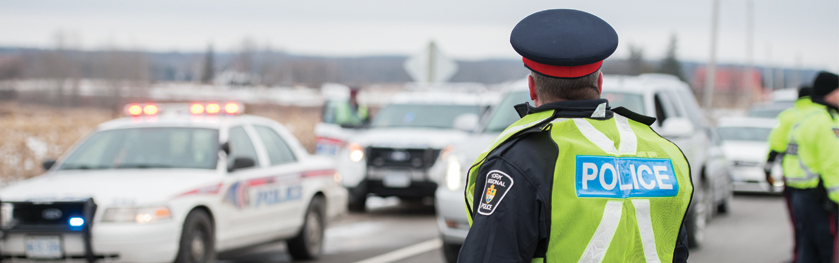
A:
[575,155,679,198]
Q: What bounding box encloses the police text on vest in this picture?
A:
[575,156,679,198]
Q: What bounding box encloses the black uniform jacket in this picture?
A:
[458,99,690,263]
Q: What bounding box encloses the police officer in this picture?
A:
[334,86,369,126]
[783,71,839,263]
[459,9,692,263]
[765,86,816,263]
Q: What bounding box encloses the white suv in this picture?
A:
[433,74,731,262]
[336,89,496,211]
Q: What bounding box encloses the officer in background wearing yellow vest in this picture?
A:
[764,86,816,263]
[783,72,839,263]
[459,9,693,263]
[333,86,369,127]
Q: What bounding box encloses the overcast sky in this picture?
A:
[2,0,837,71]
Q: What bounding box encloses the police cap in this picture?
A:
[797,86,812,98]
[510,9,618,78]
[812,71,839,97]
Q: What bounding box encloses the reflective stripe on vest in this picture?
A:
[783,112,823,188]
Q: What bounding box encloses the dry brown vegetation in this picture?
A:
[0,102,320,184]
[0,102,111,183]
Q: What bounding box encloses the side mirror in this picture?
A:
[228,156,256,172]
[42,159,56,171]
[659,117,694,138]
[453,113,480,132]
[220,142,230,155]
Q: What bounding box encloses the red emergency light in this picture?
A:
[189,102,243,116]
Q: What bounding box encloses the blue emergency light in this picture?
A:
[69,217,85,227]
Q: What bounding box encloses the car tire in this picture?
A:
[717,192,731,214]
[288,196,325,260]
[686,178,708,248]
[348,186,367,212]
[441,242,461,263]
[175,210,215,263]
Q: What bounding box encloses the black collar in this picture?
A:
[812,96,839,111]
[812,96,839,120]
[515,99,613,119]
[514,99,656,126]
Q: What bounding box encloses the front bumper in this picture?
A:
[434,187,470,245]
[366,180,437,198]
[731,166,783,193]
[1,220,181,262]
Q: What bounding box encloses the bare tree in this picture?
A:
[656,34,685,81]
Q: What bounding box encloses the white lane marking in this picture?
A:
[354,238,442,263]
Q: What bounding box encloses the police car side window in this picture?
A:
[654,94,668,126]
[254,125,297,165]
[654,92,679,126]
[228,126,261,168]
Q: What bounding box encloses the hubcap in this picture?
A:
[191,230,206,262]
[305,211,322,255]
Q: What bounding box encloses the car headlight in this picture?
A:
[445,155,462,190]
[102,206,172,223]
[349,143,364,162]
[1,203,13,228]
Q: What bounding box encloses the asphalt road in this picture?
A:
[220,194,794,263]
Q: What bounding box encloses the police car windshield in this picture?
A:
[601,92,646,115]
[484,91,531,133]
[371,104,481,129]
[60,127,219,170]
[718,127,772,142]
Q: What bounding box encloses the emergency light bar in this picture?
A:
[189,102,243,115]
[124,103,159,117]
[124,102,244,117]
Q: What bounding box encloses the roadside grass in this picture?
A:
[0,102,320,184]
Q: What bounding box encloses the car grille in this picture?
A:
[366,147,441,169]
[3,201,93,232]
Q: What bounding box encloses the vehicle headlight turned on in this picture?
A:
[445,155,462,191]
[349,143,364,162]
[102,206,172,224]
[1,203,13,228]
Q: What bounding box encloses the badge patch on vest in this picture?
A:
[477,170,514,216]
[575,156,679,198]
[833,128,839,138]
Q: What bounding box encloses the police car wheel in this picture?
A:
[288,196,325,260]
[686,178,708,248]
[175,210,215,263]
[441,242,461,263]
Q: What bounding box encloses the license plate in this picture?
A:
[383,173,411,188]
[25,236,62,259]
[315,144,339,156]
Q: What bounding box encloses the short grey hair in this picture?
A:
[531,70,601,102]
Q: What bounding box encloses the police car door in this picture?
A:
[221,125,276,246]
[249,123,307,236]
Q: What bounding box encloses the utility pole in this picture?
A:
[703,0,720,110]
[742,0,754,106]
[427,41,436,83]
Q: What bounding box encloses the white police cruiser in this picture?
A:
[336,87,496,211]
[0,102,347,262]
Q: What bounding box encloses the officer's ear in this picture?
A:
[528,74,538,102]
[597,72,603,94]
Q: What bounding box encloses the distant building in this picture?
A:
[691,66,765,106]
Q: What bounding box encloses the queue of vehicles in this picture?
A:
[0,78,794,262]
